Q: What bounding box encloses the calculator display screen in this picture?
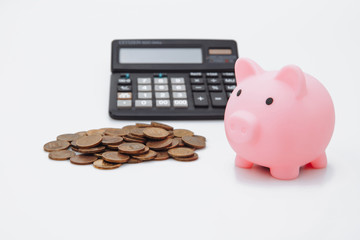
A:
[119,48,202,64]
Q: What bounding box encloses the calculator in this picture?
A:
[109,39,238,120]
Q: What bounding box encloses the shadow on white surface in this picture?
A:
[234,163,334,186]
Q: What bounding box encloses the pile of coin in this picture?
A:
[43,122,206,170]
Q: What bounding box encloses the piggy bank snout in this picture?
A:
[228,111,259,143]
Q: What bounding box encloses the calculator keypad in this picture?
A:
[115,71,236,111]
[118,85,132,92]
[135,100,152,108]
[156,99,171,108]
[117,92,132,99]
[155,92,170,99]
[117,100,132,108]
[193,92,208,107]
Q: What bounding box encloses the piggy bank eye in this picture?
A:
[236,89,242,97]
[266,97,273,105]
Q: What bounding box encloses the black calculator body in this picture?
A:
[109,39,238,120]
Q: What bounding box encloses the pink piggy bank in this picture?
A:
[224,58,335,180]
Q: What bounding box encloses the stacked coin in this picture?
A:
[43,122,206,170]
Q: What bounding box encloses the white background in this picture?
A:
[1,0,360,239]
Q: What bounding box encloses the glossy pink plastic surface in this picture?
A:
[224,58,335,180]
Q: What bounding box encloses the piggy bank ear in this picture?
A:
[234,58,263,84]
[276,65,307,99]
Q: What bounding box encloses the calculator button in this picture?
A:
[154,78,168,84]
[190,78,204,84]
[118,78,131,84]
[190,72,202,77]
[223,78,236,85]
[137,78,151,84]
[227,92,232,98]
[117,100,132,108]
[138,85,152,91]
[210,92,227,107]
[120,73,130,78]
[138,92,152,99]
[173,99,188,108]
[135,100,152,108]
[193,92,208,107]
[155,92,170,99]
[207,78,221,85]
[118,85,132,91]
[225,85,236,92]
[154,85,169,91]
[156,100,171,107]
[206,72,218,77]
[222,72,235,77]
[208,85,223,92]
[172,85,186,91]
[172,92,187,99]
[192,85,205,92]
[171,77,185,84]
[117,92,132,100]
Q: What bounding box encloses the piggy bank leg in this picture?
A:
[310,153,327,169]
[270,166,300,180]
[235,155,253,168]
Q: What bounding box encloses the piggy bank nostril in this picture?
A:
[230,121,237,131]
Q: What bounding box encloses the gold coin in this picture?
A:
[166,138,180,149]
[132,150,157,161]
[102,151,130,163]
[71,146,79,152]
[118,142,146,154]
[131,146,150,155]
[71,140,78,147]
[101,136,123,145]
[130,128,145,137]
[173,137,185,147]
[143,127,169,140]
[150,122,174,131]
[193,135,206,142]
[123,136,146,143]
[122,125,137,131]
[136,123,152,128]
[76,145,105,154]
[76,135,102,148]
[182,136,206,149]
[48,150,75,160]
[127,133,147,141]
[70,155,98,165]
[173,153,199,162]
[44,140,70,152]
[168,147,195,158]
[76,131,87,137]
[127,158,143,164]
[167,131,174,138]
[87,129,105,136]
[57,133,79,142]
[154,151,170,161]
[93,159,122,170]
[173,129,194,138]
[104,128,129,136]
[146,138,172,150]
[106,144,121,150]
